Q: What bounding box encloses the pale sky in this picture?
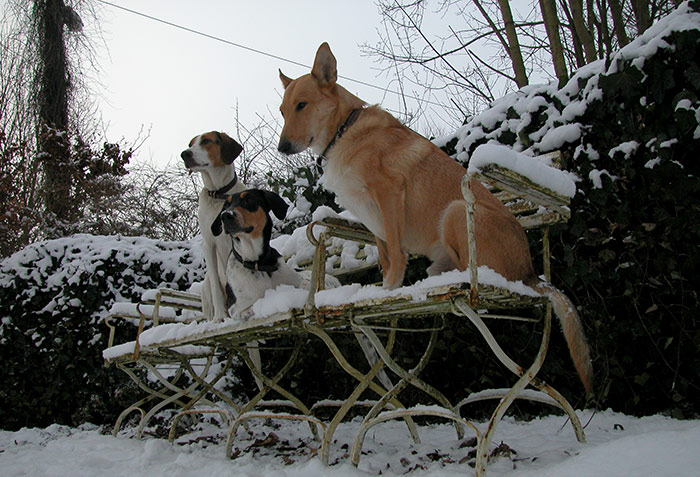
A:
[95,0,440,167]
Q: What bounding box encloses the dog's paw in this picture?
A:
[230,307,254,322]
[381,280,401,290]
[211,313,227,323]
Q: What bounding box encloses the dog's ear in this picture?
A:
[211,215,223,236]
[279,69,293,89]
[218,132,243,165]
[211,213,223,236]
[311,42,337,87]
[262,190,289,220]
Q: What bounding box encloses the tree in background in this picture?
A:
[0,0,139,257]
[34,0,79,224]
[365,0,680,121]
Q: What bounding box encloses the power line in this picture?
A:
[95,0,458,112]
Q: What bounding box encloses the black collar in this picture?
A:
[230,241,281,274]
[207,173,239,200]
[316,108,362,172]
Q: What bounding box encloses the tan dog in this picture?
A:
[277,43,593,394]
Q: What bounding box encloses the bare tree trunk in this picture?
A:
[597,0,614,55]
[569,0,597,63]
[496,0,529,87]
[608,0,631,47]
[539,0,569,85]
[631,0,651,34]
[35,0,72,229]
[559,2,586,68]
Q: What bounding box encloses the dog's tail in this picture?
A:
[530,280,593,395]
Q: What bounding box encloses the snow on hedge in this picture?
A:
[435,1,700,190]
[0,234,205,330]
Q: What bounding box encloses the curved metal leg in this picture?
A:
[166,352,251,441]
[452,298,584,475]
[136,357,216,438]
[228,337,318,444]
[349,317,468,467]
[355,320,465,439]
[177,352,242,413]
[354,316,457,433]
[113,400,149,436]
[304,322,420,465]
[453,298,586,444]
[351,408,482,467]
[114,362,191,436]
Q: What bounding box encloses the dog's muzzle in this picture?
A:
[221,209,253,235]
[278,137,309,155]
[277,139,294,155]
[181,149,198,169]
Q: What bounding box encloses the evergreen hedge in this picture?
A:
[0,236,205,430]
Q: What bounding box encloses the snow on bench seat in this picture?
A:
[469,144,577,199]
[103,267,544,363]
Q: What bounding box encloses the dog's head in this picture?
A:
[212,189,289,239]
[277,42,340,156]
[181,131,243,171]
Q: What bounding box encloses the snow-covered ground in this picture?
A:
[2,409,699,476]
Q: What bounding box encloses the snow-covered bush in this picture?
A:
[435,1,700,416]
[265,164,341,235]
[0,235,205,430]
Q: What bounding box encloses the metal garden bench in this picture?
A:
[103,147,586,475]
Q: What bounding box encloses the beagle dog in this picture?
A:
[181,131,245,322]
[215,189,394,390]
[213,189,310,319]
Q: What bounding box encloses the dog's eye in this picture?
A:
[201,138,211,145]
[296,102,307,112]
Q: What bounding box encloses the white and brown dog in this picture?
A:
[181,131,245,322]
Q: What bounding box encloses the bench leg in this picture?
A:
[452,298,585,475]
[228,337,319,446]
[349,317,466,467]
[114,361,191,437]
[304,322,420,465]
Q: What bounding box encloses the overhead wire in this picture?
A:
[95,0,459,112]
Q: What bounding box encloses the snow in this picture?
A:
[273,207,380,275]
[103,266,539,361]
[537,123,583,152]
[0,234,204,324]
[588,169,617,189]
[468,145,577,198]
[1,410,699,476]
